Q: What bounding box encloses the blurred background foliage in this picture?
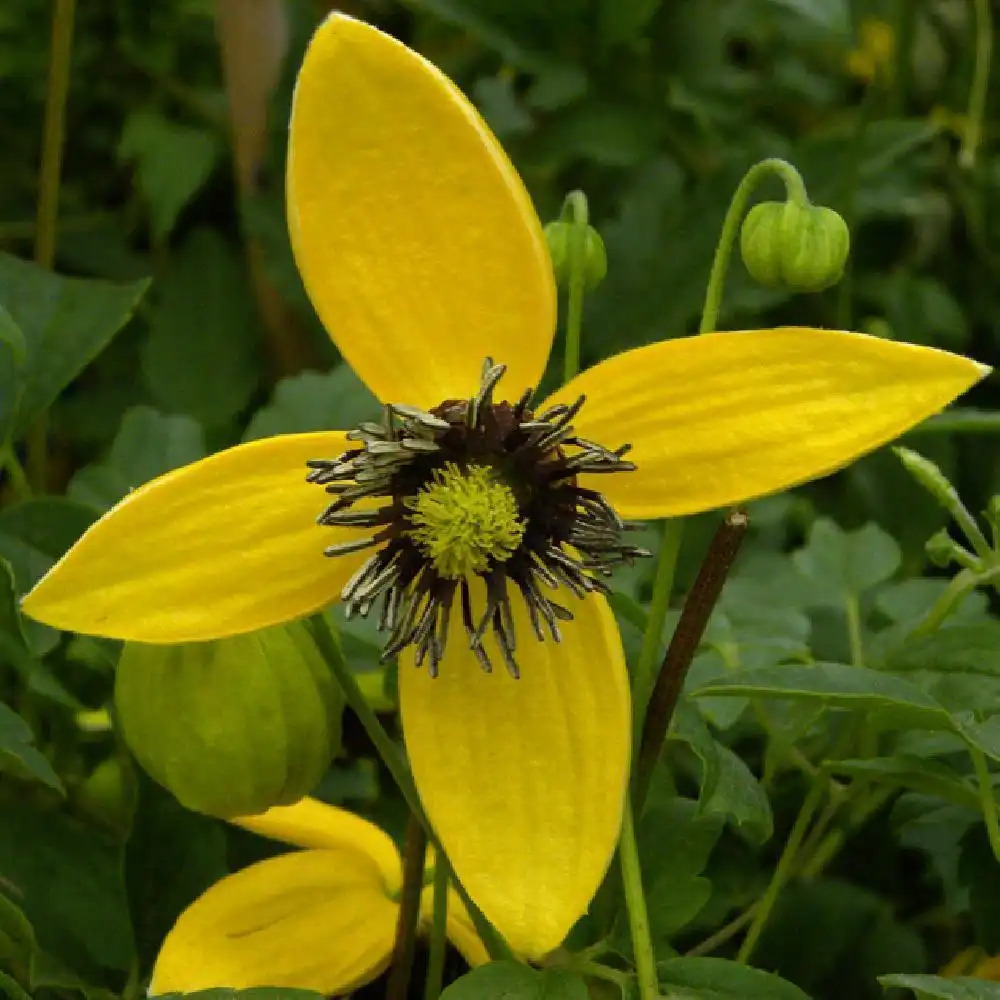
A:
[4,1,1000,999]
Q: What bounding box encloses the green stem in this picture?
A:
[309,614,513,963]
[913,564,1000,635]
[561,190,590,383]
[699,158,808,334]
[736,778,825,964]
[845,594,865,667]
[632,519,683,731]
[891,0,914,114]
[969,744,1000,861]
[386,814,428,1000]
[424,857,450,1000]
[618,793,659,1000]
[31,0,76,492]
[960,0,993,169]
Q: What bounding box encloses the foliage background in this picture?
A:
[3,1,1000,999]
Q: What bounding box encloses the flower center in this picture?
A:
[306,358,647,678]
[406,463,525,579]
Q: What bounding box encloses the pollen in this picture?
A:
[405,463,525,579]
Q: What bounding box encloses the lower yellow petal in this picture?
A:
[399,589,630,959]
[418,885,490,967]
[233,798,402,892]
[150,849,398,995]
[543,328,989,519]
[21,433,367,642]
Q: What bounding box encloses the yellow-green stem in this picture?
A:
[969,744,1000,861]
[561,190,590,383]
[30,0,76,491]
[424,857,450,1000]
[736,778,825,964]
[960,0,993,169]
[618,793,659,1000]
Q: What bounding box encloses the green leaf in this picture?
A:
[827,756,979,810]
[880,975,1000,1000]
[766,0,850,35]
[667,699,721,804]
[69,406,205,511]
[875,580,988,626]
[656,957,811,1000]
[792,519,901,606]
[119,109,221,244]
[692,663,952,733]
[125,775,228,974]
[441,962,588,999]
[0,804,134,975]
[700,743,773,844]
[0,970,33,1000]
[0,302,26,366]
[142,229,261,427]
[0,888,36,979]
[885,624,1000,677]
[0,252,149,440]
[0,701,62,792]
[242,366,379,442]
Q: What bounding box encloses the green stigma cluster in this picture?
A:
[405,462,526,579]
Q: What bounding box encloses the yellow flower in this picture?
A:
[846,17,895,84]
[21,12,988,960]
[150,797,487,995]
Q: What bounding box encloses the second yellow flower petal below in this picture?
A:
[399,588,630,959]
[546,328,988,520]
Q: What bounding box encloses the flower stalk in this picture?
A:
[385,814,428,1000]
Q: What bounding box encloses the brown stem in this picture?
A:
[386,812,428,1000]
[634,508,749,812]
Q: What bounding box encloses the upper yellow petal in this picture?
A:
[543,328,989,520]
[150,849,398,995]
[21,433,366,642]
[288,13,555,407]
[399,588,630,959]
[232,797,403,893]
[418,884,491,968]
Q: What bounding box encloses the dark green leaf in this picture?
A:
[885,624,1000,677]
[441,961,588,999]
[0,700,62,791]
[0,252,149,440]
[880,975,1000,1000]
[699,743,773,844]
[656,957,811,1000]
[142,229,261,427]
[827,756,978,810]
[69,406,205,510]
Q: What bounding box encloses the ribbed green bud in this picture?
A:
[925,529,961,568]
[740,200,849,292]
[545,220,608,290]
[893,446,959,509]
[115,621,343,819]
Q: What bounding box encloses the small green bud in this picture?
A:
[545,220,607,290]
[893,446,959,509]
[115,621,344,819]
[740,200,850,292]
[925,529,961,568]
[986,494,1000,530]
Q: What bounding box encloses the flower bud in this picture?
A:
[925,528,961,568]
[115,621,343,818]
[740,201,849,292]
[545,221,607,290]
[893,446,959,509]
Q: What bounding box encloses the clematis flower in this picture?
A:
[22,12,988,959]
[150,797,487,995]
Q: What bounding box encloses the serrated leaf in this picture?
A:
[69,406,205,511]
[699,743,773,844]
[119,110,221,244]
[657,957,811,1000]
[440,962,588,999]
[0,701,62,792]
[0,252,149,441]
[880,975,1000,1000]
[792,519,901,606]
[142,229,261,427]
[242,366,379,442]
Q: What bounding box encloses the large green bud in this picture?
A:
[740,200,849,292]
[115,621,343,818]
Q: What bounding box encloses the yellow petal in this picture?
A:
[233,797,402,892]
[22,433,366,642]
[288,13,555,408]
[399,589,630,959]
[150,849,398,995]
[418,884,491,968]
[543,328,989,519]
